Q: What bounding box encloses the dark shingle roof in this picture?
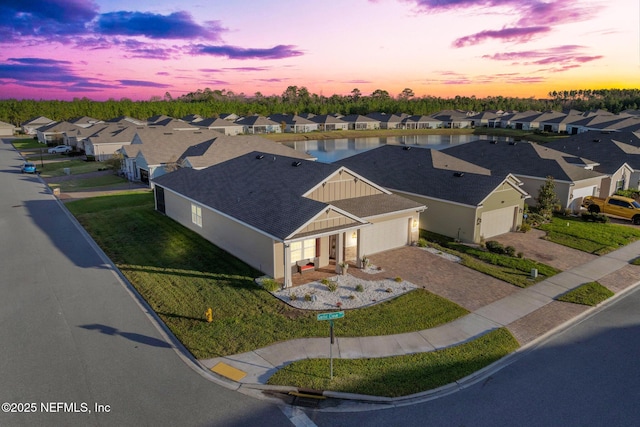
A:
[441,140,603,182]
[331,193,424,217]
[336,145,517,206]
[153,153,342,239]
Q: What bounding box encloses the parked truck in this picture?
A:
[581,195,640,224]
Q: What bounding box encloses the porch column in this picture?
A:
[283,243,292,288]
[356,228,366,268]
[335,233,344,274]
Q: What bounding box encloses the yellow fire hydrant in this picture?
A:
[205,307,213,323]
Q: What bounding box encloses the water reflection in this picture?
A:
[283,134,520,163]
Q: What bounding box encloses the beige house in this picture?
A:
[152,153,424,287]
[0,120,15,136]
[338,145,529,243]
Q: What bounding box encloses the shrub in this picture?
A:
[504,246,516,257]
[289,293,297,301]
[417,238,428,247]
[519,222,531,233]
[261,278,280,292]
[581,212,609,223]
[355,284,364,292]
[304,293,312,301]
[394,277,402,283]
[517,252,524,259]
[321,278,330,286]
[386,288,393,293]
[326,281,339,292]
[485,240,506,255]
[348,294,355,300]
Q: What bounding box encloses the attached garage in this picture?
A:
[360,217,410,256]
[480,205,518,239]
[568,185,596,212]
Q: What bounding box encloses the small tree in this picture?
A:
[536,176,559,220]
[103,152,124,173]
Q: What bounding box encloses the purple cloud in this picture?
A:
[190,44,303,60]
[0,0,98,40]
[118,80,171,88]
[482,45,603,70]
[96,11,224,40]
[453,26,550,47]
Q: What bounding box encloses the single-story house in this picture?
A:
[431,110,474,129]
[442,139,607,212]
[268,114,319,133]
[68,116,102,128]
[83,124,141,161]
[193,117,243,135]
[36,121,81,145]
[402,115,442,129]
[309,115,349,131]
[337,145,529,243]
[21,116,55,135]
[0,120,15,136]
[545,131,640,193]
[366,113,405,129]
[340,114,380,130]
[152,152,425,287]
[235,115,281,134]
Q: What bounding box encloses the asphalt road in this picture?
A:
[0,140,293,426]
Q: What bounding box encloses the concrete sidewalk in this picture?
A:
[202,240,640,386]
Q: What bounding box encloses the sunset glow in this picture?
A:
[1,0,638,101]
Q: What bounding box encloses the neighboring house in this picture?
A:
[402,115,442,129]
[468,111,502,128]
[366,113,405,129]
[504,111,544,130]
[341,114,380,130]
[36,121,81,145]
[121,128,222,183]
[536,111,583,133]
[268,114,319,133]
[219,113,239,121]
[21,116,55,135]
[235,115,281,134]
[147,117,199,131]
[309,115,349,131]
[545,131,640,194]
[104,116,148,126]
[442,139,606,212]
[182,114,203,123]
[193,117,243,135]
[337,145,529,243]
[178,135,315,169]
[64,124,110,150]
[152,152,425,287]
[0,120,15,136]
[431,110,474,129]
[83,124,141,161]
[68,116,102,128]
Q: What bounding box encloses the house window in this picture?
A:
[290,239,316,263]
[616,179,625,191]
[191,203,202,227]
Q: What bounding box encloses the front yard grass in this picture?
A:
[420,231,559,288]
[557,281,614,306]
[267,328,519,397]
[38,159,105,177]
[66,192,468,358]
[537,216,640,255]
[49,175,128,192]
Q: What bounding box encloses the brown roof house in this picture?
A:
[152,152,425,287]
[338,145,530,243]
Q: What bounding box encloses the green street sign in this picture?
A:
[317,311,344,321]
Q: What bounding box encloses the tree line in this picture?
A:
[1,87,639,127]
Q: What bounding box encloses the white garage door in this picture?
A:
[361,217,409,256]
[569,186,596,211]
[480,206,517,239]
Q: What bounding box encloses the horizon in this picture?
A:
[1,0,639,102]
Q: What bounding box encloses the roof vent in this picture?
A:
[453,172,465,177]
[403,146,412,150]
[509,141,517,145]
[489,140,498,144]
[292,161,302,167]
[593,139,601,142]
[256,154,264,159]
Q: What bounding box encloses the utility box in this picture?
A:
[63,168,71,175]
[531,268,538,278]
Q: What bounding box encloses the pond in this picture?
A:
[282,134,523,163]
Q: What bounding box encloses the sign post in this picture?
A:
[317,311,344,379]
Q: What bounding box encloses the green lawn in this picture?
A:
[38,159,105,177]
[557,281,614,306]
[49,175,129,191]
[538,216,640,255]
[11,138,42,149]
[66,192,468,358]
[420,231,559,287]
[267,328,519,397]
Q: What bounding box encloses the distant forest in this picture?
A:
[1,87,639,127]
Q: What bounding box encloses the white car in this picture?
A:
[48,145,72,154]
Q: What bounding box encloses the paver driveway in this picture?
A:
[349,246,519,311]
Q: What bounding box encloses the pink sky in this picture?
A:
[1,0,638,101]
